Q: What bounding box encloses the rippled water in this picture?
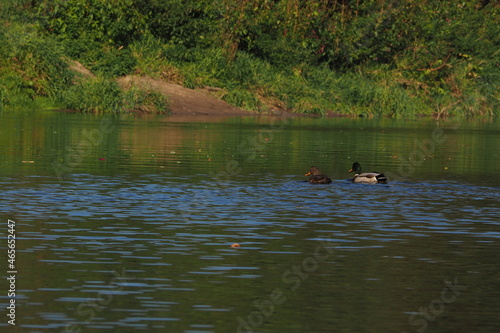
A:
[1,113,499,332]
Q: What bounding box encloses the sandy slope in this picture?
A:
[118,76,255,116]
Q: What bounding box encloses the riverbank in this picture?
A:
[117,75,351,117]
[1,1,499,117]
[67,59,336,117]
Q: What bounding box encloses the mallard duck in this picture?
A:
[305,166,332,184]
[348,162,388,184]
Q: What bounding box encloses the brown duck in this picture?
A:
[305,166,332,184]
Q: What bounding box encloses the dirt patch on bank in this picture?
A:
[118,76,259,116]
[69,61,333,117]
[116,76,345,118]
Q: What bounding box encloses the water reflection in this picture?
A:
[0,113,499,332]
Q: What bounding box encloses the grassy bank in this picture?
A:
[1,0,499,117]
[0,20,169,114]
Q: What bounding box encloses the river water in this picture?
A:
[1,112,499,333]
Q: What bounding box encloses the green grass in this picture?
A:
[62,76,170,114]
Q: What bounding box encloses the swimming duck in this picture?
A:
[305,166,332,184]
[348,162,388,184]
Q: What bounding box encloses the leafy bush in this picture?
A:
[37,0,147,46]
[0,22,75,110]
[61,39,136,78]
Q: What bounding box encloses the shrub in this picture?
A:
[4,23,74,99]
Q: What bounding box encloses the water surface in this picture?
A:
[1,112,499,333]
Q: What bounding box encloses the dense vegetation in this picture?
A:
[1,0,499,116]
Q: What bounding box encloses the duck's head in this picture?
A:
[348,162,362,174]
[305,166,322,176]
